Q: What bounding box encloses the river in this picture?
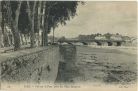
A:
[56,45,137,85]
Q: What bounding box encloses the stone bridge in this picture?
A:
[58,39,126,46]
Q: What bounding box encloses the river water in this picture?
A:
[56,45,137,85]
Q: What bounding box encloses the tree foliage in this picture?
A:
[18,2,30,34]
[46,1,78,33]
[0,1,80,50]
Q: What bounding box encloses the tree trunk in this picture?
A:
[11,23,21,50]
[11,2,22,51]
[24,34,27,45]
[53,28,55,43]
[1,2,11,47]
[41,1,47,46]
[20,33,24,45]
[2,21,9,47]
[37,1,42,46]
[5,26,10,47]
[30,2,37,48]
[30,16,35,48]
[0,2,3,47]
[0,27,2,47]
[42,2,50,46]
[1,12,8,47]
[43,20,48,46]
[27,1,36,48]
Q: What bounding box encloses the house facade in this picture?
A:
[95,35,107,40]
[110,35,122,41]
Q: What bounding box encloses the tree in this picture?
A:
[58,36,66,42]
[27,1,37,48]
[42,1,79,46]
[104,33,112,40]
[18,2,30,45]
[1,1,23,50]
[1,1,10,47]
[36,1,42,46]
[0,1,81,49]
[18,1,30,35]
[10,1,22,50]
[0,2,2,47]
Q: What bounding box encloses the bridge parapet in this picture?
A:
[58,39,126,46]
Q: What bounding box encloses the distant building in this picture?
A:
[122,36,131,42]
[95,35,106,40]
[78,35,87,40]
[110,34,122,41]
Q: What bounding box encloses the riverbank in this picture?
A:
[1,46,60,84]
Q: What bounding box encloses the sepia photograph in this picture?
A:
[0,1,137,91]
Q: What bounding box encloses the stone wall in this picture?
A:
[56,45,78,83]
[0,46,60,84]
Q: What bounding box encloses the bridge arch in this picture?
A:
[67,42,74,45]
[107,42,113,46]
[81,42,88,45]
[116,42,121,46]
[96,42,102,46]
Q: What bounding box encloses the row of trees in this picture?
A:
[0,1,80,51]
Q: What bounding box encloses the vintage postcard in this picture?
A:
[0,0,137,91]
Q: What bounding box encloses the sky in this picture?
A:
[49,1,137,38]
